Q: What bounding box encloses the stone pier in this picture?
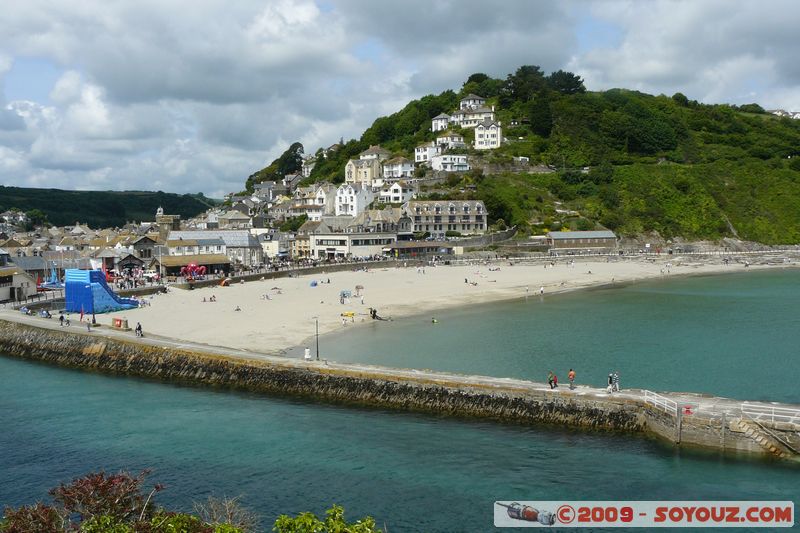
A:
[0,314,797,462]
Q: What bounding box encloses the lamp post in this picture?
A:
[314,316,320,360]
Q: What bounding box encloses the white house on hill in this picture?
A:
[359,145,392,161]
[436,132,466,150]
[382,157,414,180]
[460,94,486,110]
[379,181,416,204]
[335,183,375,216]
[414,141,441,164]
[474,118,502,150]
[431,113,450,132]
[431,154,470,172]
[449,106,495,128]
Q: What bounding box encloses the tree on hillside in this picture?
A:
[499,65,547,106]
[528,89,555,137]
[25,209,50,229]
[462,73,504,99]
[466,73,489,84]
[245,142,304,191]
[671,92,689,107]
[546,70,586,95]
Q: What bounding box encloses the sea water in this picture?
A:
[1,270,799,531]
[321,269,800,404]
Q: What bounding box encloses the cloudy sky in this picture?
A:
[1,0,798,197]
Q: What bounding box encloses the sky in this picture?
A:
[0,0,798,198]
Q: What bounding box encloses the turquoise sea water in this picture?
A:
[2,270,799,531]
[320,269,800,404]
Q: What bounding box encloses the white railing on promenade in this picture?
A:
[741,402,800,425]
[644,390,678,417]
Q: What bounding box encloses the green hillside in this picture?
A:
[0,186,217,229]
[248,66,800,244]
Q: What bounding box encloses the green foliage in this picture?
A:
[546,69,586,95]
[735,103,766,114]
[0,186,215,228]
[246,142,304,192]
[279,215,308,232]
[528,89,554,137]
[81,515,134,532]
[273,504,380,533]
[25,208,49,227]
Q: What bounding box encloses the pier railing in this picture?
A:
[741,402,800,425]
[644,390,678,417]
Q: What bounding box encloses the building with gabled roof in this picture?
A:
[431,113,450,132]
[167,230,262,266]
[474,118,502,150]
[359,145,392,161]
[460,93,486,110]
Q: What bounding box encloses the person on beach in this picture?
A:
[540,286,544,295]
[135,322,143,337]
[59,314,64,327]
[568,368,575,390]
[612,371,620,391]
[608,373,614,393]
[553,373,558,388]
[548,371,555,389]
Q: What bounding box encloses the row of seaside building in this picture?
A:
[0,220,619,303]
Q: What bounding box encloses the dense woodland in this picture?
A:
[250,66,800,244]
[0,187,215,229]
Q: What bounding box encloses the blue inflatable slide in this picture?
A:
[64,269,139,314]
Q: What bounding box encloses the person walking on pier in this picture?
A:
[612,371,620,392]
[568,368,575,390]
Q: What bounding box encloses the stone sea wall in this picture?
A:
[0,320,643,432]
[0,319,797,462]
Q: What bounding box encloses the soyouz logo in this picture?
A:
[494,501,794,528]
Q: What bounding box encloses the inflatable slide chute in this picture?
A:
[64,269,140,314]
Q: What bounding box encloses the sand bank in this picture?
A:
[107,256,795,355]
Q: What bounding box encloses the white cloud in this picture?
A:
[569,0,800,107]
[0,0,797,196]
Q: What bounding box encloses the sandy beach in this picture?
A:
[103,255,796,356]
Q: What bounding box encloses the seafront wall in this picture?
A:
[0,319,797,462]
